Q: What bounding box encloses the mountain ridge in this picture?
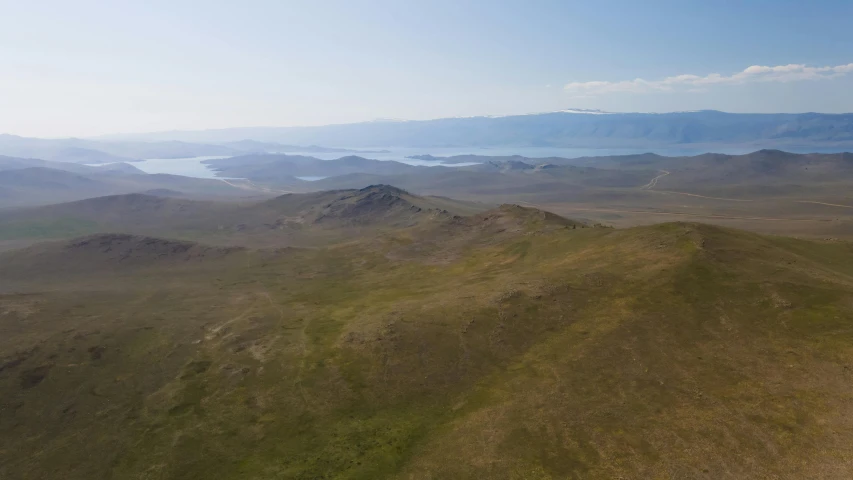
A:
[91,110,853,148]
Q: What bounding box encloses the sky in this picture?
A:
[1,0,852,137]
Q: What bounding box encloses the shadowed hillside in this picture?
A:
[0,185,489,248]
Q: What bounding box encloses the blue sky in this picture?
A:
[1,0,852,137]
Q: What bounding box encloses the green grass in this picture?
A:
[0,216,101,240]
[3,216,853,479]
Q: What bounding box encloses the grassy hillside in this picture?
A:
[2,199,853,478]
[0,186,489,247]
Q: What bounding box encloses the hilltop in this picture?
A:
[290,150,853,240]
[0,186,488,247]
[3,199,853,478]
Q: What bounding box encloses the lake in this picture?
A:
[119,150,489,178]
[128,156,231,179]
[109,145,841,180]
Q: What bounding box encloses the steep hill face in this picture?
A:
[3,209,853,478]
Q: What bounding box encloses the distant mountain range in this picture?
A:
[0,155,253,208]
[96,110,853,148]
[6,111,853,165]
[0,134,384,164]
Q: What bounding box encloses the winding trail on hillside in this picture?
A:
[796,200,853,209]
[641,170,670,189]
[219,178,245,189]
[559,206,830,222]
[649,190,755,202]
[519,201,830,223]
[641,170,755,202]
[262,291,285,322]
[261,289,310,405]
[516,170,853,228]
[639,171,853,207]
[219,177,291,194]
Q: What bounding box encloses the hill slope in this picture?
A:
[0,161,261,209]
[0,186,488,246]
[2,205,853,478]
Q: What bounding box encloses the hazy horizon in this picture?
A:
[4,107,853,142]
[3,1,853,137]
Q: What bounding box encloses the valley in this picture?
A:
[3,134,853,479]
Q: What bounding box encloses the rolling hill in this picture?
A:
[2,193,853,478]
[0,186,488,247]
[210,150,853,201]
[0,155,145,174]
[0,155,265,208]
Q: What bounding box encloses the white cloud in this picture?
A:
[564,63,853,95]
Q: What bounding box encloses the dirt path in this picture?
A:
[219,178,246,189]
[645,188,853,208]
[558,206,829,222]
[649,190,755,202]
[796,200,853,209]
[641,170,670,189]
[261,291,285,322]
[260,289,310,404]
[520,201,830,223]
[220,178,291,194]
[639,172,853,207]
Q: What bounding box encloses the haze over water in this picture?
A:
[124,144,852,179]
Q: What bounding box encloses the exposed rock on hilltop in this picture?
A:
[312,185,453,226]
